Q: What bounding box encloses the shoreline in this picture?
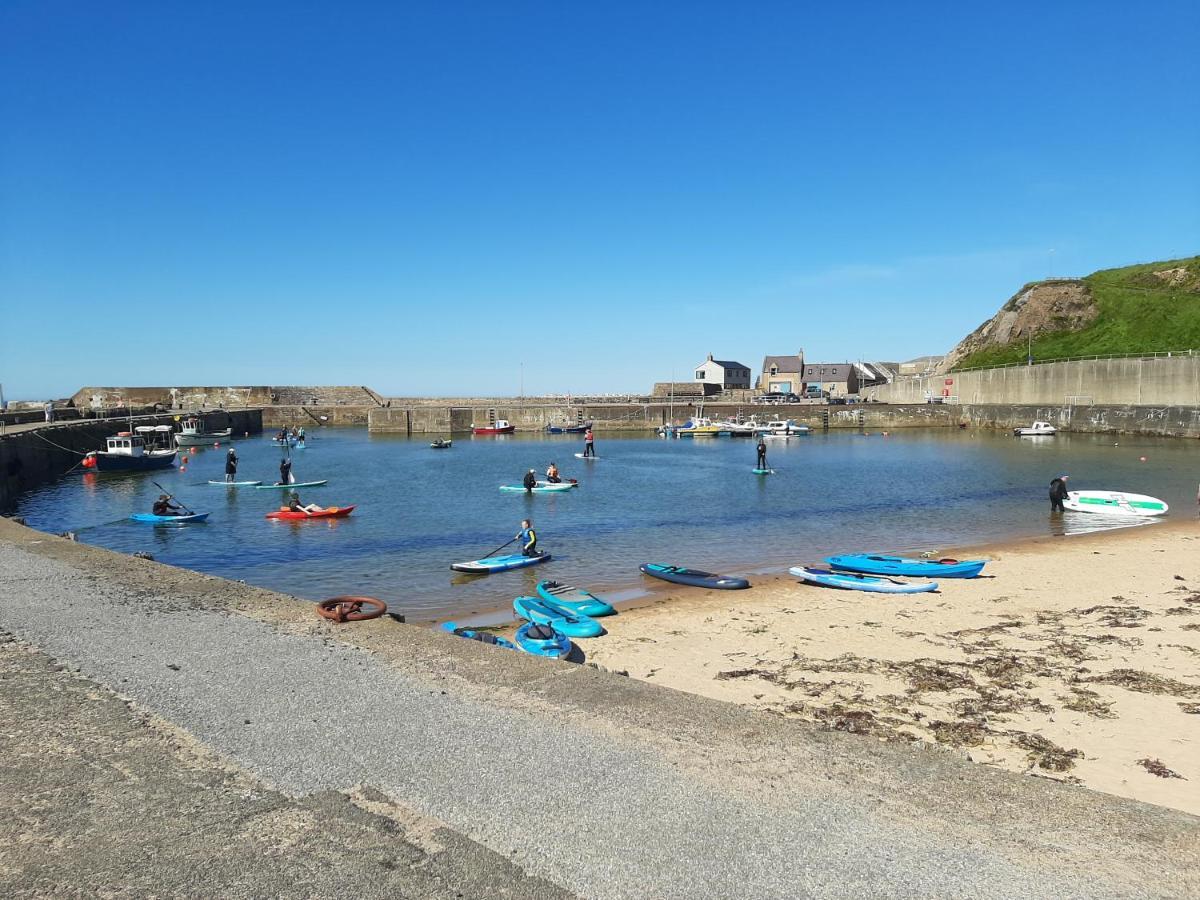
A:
[577,519,1200,815]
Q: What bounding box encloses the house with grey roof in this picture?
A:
[758,352,805,395]
[694,354,752,392]
[803,363,860,398]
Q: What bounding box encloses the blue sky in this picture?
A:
[2,1,1197,399]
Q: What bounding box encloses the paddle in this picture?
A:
[151,480,193,515]
[481,535,519,560]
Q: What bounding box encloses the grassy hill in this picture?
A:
[951,255,1200,370]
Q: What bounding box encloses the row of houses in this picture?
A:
[679,351,940,399]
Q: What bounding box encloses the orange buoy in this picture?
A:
[317,596,387,623]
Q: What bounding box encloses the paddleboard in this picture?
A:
[514,621,572,659]
[513,596,604,638]
[826,554,985,579]
[254,480,329,489]
[130,512,209,525]
[450,551,551,574]
[265,505,354,520]
[1064,490,1168,517]
[752,468,774,475]
[639,563,750,590]
[574,453,598,460]
[536,580,615,618]
[208,480,262,486]
[440,621,518,651]
[789,566,937,594]
[499,481,576,493]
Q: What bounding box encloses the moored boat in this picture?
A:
[174,416,233,446]
[84,426,177,472]
[1013,421,1057,436]
[473,419,516,435]
[676,417,727,437]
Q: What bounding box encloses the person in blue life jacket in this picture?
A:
[517,519,538,557]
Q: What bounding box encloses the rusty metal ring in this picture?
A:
[317,596,387,623]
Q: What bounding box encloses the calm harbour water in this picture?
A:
[14,428,1198,623]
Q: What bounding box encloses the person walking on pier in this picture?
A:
[1049,474,1070,512]
[582,427,596,458]
[756,437,768,470]
[224,448,239,483]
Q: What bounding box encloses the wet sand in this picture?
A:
[583,520,1200,815]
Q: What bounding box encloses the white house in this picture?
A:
[694,354,752,391]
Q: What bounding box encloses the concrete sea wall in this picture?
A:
[0,410,262,511]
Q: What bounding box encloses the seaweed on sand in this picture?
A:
[1137,758,1186,779]
[1082,668,1200,698]
[1062,687,1117,719]
[1010,732,1083,772]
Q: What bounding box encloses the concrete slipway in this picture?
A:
[0,516,1197,899]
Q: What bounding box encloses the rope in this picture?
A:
[29,430,89,456]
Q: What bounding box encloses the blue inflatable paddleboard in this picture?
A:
[513,596,603,638]
[515,621,572,659]
[826,554,985,579]
[535,581,615,617]
[789,566,938,594]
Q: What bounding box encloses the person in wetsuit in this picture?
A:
[152,494,184,516]
[517,519,538,557]
[279,458,294,486]
[523,469,538,493]
[224,448,239,483]
[582,428,595,457]
[545,462,561,484]
[1049,474,1070,512]
[756,437,768,469]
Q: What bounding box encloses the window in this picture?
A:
[806,368,813,376]
[770,365,777,375]
[696,371,705,379]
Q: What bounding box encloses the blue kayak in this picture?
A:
[535,581,615,617]
[513,596,604,638]
[514,622,572,659]
[451,551,551,575]
[640,563,750,590]
[789,566,938,594]
[440,621,518,651]
[130,512,209,525]
[826,554,986,579]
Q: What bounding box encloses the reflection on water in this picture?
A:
[14,428,1196,622]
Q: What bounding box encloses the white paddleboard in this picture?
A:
[574,453,598,460]
[1064,490,1168,517]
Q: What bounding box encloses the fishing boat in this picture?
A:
[173,416,233,446]
[472,419,515,435]
[545,421,590,434]
[83,426,177,472]
[1013,421,1057,436]
[676,417,727,437]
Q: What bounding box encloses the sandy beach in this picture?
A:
[582,521,1200,815]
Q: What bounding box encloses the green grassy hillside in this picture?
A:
[952,255,1200,370]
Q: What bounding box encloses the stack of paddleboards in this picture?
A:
[791,553,987,594]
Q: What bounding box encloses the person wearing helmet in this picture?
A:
[522,468,538,494]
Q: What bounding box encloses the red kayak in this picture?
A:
[266,505,356,520]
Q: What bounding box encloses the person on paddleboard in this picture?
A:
[152,494,185,517]
[517,519,538,557]
[546,462,561,483]
[225,448,239,483]
[756,437,768,470]
[583,427,595,457]
[523,469,538,493]
[279,457,294,486]
[1049,474,1069,512]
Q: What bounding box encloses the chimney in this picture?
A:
[707,353,713,361]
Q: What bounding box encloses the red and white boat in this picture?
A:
[472,419,515,435]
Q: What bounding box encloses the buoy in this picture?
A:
[213,442,220,448]
[1140,456,1147,462]
[189,447,197,455]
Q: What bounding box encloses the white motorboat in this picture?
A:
[1014,421,1057,436]
[762,419,810,437]
[174,416,233,446]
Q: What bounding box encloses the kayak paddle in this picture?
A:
[151,479,194,515]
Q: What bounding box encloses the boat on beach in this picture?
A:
[1014,421,1057,436]
[173,416,233,446]
[84,426,177,472]
[473,419,515,435]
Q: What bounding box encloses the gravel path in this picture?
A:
[1,539,1195,899]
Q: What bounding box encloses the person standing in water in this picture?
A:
[517,519,538,556]
[756,436,768,470]
[523,468,538,494]
[224,447,239,483]
[582,427,595,458]
[1049,474,1069,512]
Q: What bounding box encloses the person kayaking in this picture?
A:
[545,462,561,483]
[1049,474,1070,512]
[582,427,595,457]
[152,494,185,517]
[756,437,768,470]
[517,519,538,557]
[224,448,239,483]
[287,495,325,514]
[523,469,538,493]
[279,457,294,486]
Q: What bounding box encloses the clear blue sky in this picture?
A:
[2,1,1197,399]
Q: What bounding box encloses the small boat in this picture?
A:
[1064,490,1168,517]
[85,426,178,472]
[514,621,572,659]
[473,419,516,435]
[499,481,576,493]
[440,621,518,650]
[253,480,329,489]
[676,417,727,437]
[1013,421,1057,436]
[826,554,985,579]
[451,551,551,574]
[545,422,590,434]
[430,439,452,449]
[207,480,263,487]
[174,417,233,446]
[640,563,750,590]
[789,566,937,594]
[536,581,615,618]
[265,505,355,520]
[513,596,604,638]
[717,420,757,437]
[130,512,209,525]
[762,419,810,436]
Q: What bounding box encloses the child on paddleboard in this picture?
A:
[518,519,538,556]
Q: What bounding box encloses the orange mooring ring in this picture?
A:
[317,596,387,623]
